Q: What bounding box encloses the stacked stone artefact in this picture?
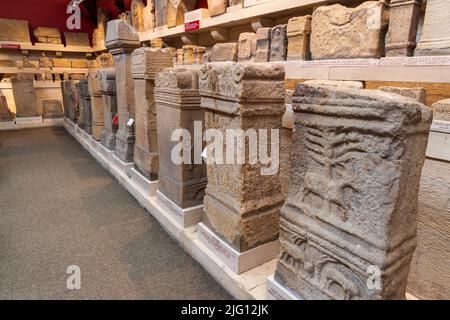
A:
[199,62,286,252]
[131,46,173,179]
[286,16,312,61]
[310,1,389,60]
[385,0,422,56]
[88,72,105,141]
[131,0,145,32]
[92,8,111,48]
[154,66,207,225]
[270,25,288,61]
[415,0,450,56]
[98,69,118,151]
[75,82,85,128]
[34,27,62,44]
[0,94,12,121]
[378,86,427,105]
[78,79,92,134]
[255,27,271,62]
[238,32,257,61]
[105,19,141,162]
[11,74,39,118]
[274,84,432,299]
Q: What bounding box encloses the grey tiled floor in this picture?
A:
[0,127,232,300]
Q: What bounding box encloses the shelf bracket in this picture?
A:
[251,17,274,32]
[181,34,198,45]
[210,27,230,42]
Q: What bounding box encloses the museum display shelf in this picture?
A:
[0,41,94,54]
[0,66,89,75]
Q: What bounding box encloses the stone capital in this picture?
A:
[105,19,141,55]
[97,68,116,95]
[131,47,173,80]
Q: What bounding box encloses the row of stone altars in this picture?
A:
[62,19,435,300]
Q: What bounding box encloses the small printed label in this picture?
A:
[1,43,21,49]
[127,118,134,127]
[431,120,450,134]
[185,21,200,32]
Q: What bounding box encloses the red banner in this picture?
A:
[1,44,21,49]
[185,21,200,32]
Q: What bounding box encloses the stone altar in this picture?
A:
[64,32,90,47]
[310,1,389,60]
[88,72,105,141]
[270,25,288,61]
[238,32,257,62]
[274,84,432,299]
[143,0,156,31]
[78,79,92,134]
[131,46,173,179]
[92,8,111,48]
[98,68,118,151]
[105,19,141,162]
[167,0,196,28]
[155,0,168,27]
[255,27,271,63]
[11,74,39,118]
[0,18,31,43]
[34,27,62,44]
[131,0,145,32]
[287,16,312,61]
[199,62,286,252]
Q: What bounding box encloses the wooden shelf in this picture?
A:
[139,0,330,41]
[0,41,94,54]
[0,66,88,74]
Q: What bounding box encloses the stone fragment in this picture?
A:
[183,45,195,64]
[11,74,38,118]
[209,43,239,62]
[88,73,104,141]
[79,79,92,134]
[270,25,288,61]
[310,1,389,60]
[151,37,163,48]
[33,27,62,44]
[378,86,427,104]
[167,0,196,28]
[42,100,64,119]
[155,0,168,27]
[105,19,141,162]
[275,84,432,299]
[0,94,13,121]
[0,18,31,42]
[286,16,312,61]
[177,49,184,65]
[143,0,156,31]
[194,46,206,64]
[131,0,145,32]
[96,53,115,68]
[119,11,132,25]
[155,66,207,208]
[199,62,286,252]
[75,82,85,128]
[131,47,173,179]
[280,90,294,198]
[207,0,228,16]
[52,58,71,68]
[303,79,364,89]
[385,0,422,56]
[415,0,450,56]
[238,32,257,61]
[64,32,90,47]
[71,60,88,68]
[255,27,271,62]
[431,99,450,121]
[92,8,111,47]
[98,68,118,150]
[61,80,79,122]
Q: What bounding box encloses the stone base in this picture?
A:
[130,168,158,197]
[0,121,15,131]
[266,275,302,300]
[98,142,114,162]
[115,130,135,163]
[63,117,76,135]
[111,154,134,178]
[15,116,42,126]
[415,38,450,57]
[197,222,279,274]
[101,131,116,151]
[156,190,203,228]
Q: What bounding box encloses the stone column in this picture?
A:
[88,73,104,141]
[385,0,422,56]
[154,66,207,226]
[199,62,286,253]
[131,46,173,179]
[98,68,118,151]
[274,84,432,300]
[79,79,92,134]
[11,74,39,118]
[105,19,140,163]
[415,0,450,56]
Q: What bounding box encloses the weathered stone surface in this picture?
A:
[155,0,168,27]
[42,100,64,119]
[39,53,52,69]
[207,0,228,16]
[378,86,427,104]
[275,84,432,300]
[96,53,115,68]
[238,32,257,61]
[98,68,118,150]
[61,80,79,122]
[385,0,422,56]
[64,32,90,47]
[106,19,141,162]
[431,99,450,121]
[280,90,294,199]
[310,1,389,60]
[151,37,163,48]
[71,60,88,68]
[75,82,85,128]
[210,43,239,62]
[255,27,271,62]
[88,73,104,141]
[270,25,288,61]
[0,94,13,121]
[143,0,156,31]
[287,16,312,61]
[79,79,92,134]
[119,11,132,25]
[183,45,195,64]
[132,47,173,179]
[194,46,206,64]
[0,60,15,67]
[92,8,111,47]
[52,58,71,68]
[131,0,145,32]
[167,0,196,28]
[0,18,31,42]
[199,62,286,252]
[303,79,364,89]
[11,74,38,118]
[415,0,450,56]
[34,27,62,44]
[155,66,207,208]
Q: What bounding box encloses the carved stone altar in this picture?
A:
[105,19,141,162]
[0,94,12,121]
[98,68,118,151]
[274,84,432,299]
[131,46,173,179]
[11,74,39,118]
[199,62,286,252]
[287,16,312,61]
[78,79,92,134]
[88,72,105,141]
